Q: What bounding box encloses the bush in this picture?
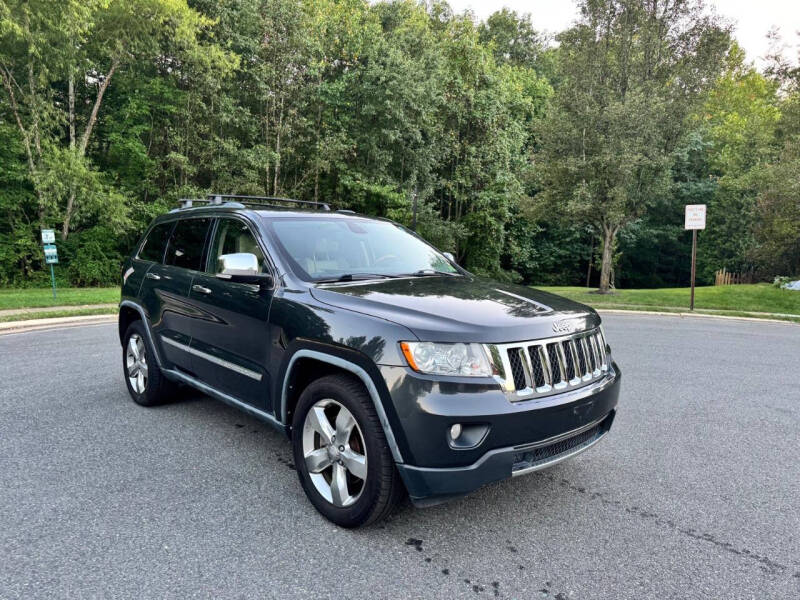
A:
[62,227,124,286]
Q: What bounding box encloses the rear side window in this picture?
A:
[138,222,174,263]
[165,218,211,271]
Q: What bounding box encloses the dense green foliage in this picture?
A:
[1,0,798,288]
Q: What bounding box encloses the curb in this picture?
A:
[0,313,118,336]
[596,308,799,326]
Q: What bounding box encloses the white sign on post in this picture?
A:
[684,204,706,230]
[41,229,56,244]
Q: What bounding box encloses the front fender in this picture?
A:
[274,340,408,464]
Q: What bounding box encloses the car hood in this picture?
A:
[309,276,600,343]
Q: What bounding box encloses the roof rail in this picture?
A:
[207,194,330,211]
[173,194,331,212]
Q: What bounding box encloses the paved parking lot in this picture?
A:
[1,314,798,599]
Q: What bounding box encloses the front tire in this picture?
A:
[292,374,404,528]
[122,320,177,407]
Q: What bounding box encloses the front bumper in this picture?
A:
[381,362,621,502]
[398,410,615,504]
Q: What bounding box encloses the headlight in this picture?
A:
[400,342,493,377]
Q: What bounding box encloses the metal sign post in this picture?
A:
[41,230,58,300]
[684,205,707,311]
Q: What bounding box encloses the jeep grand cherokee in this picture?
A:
[118,194,621,527]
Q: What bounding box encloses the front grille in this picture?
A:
[562,340,576,380]
[511,412,613,473]
[494,328,609,400]
[507,348,527,390]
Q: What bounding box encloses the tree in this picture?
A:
[692,49,781,279]
[751,38,800,276]
[0,0,230,239]
[537,0,731,292]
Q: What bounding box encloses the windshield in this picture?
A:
[264,217,459,282]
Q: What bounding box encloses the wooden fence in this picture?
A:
[714,268,753,286]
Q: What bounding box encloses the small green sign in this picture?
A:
[44,244,59,264]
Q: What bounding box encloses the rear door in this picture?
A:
[140,217,212,372]
[127,220,174,300]
[187,217,274,409]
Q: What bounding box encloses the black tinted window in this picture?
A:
[165,218,211,271]
[138,222,174,263]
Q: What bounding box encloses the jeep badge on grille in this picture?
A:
[552,319,574,334]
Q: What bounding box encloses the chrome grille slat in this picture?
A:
[553,343,568,389]
[588,334,601,375]
[538,345,553,388]
[582,336,595,373]
[492,328,611,401]
[519,344,536,391]
[507,348,528,390]
[596,330,608,371]
[528,346,547,388]
[567,340,582,385]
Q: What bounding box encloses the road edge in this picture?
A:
[596,308,799,325]
[0,313,118,336]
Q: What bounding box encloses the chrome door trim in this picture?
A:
[163,368,283,432]
[160,335,263,381]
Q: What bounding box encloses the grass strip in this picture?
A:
[0,306,118,323]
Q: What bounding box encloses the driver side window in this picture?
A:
[208,219,265,274]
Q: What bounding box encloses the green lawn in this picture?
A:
[0,287,119,310]
[539,284,800,318]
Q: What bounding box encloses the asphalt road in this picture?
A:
[1,315,798,599]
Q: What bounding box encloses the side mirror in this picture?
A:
[443,252,456,264]
[216,253,273,287]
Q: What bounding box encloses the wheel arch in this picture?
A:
[280,349,404,464]
[118,305,141,342]
[118,300,162,367]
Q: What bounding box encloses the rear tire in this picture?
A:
[122,320,178,407]
[292,374,405,528]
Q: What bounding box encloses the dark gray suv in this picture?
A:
[119,195,621,527]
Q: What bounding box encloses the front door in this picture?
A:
[187,217,274,409]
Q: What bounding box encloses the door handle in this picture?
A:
[145,272,161,280]
[192,284,212,295]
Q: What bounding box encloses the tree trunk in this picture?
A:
[79,59,117,156]
[62,72,76,241]
[273,96,283,196]
[68,72,75,148]
[63,59,118,240]
[314,77,322,203]
[598,224,617,293]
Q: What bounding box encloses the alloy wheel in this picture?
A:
[302,399,367,507]
[126,333,148,394]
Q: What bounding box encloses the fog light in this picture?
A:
[450,423,462,440]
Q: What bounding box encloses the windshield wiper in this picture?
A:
[316,273,400,283]
[404,269,461,278]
